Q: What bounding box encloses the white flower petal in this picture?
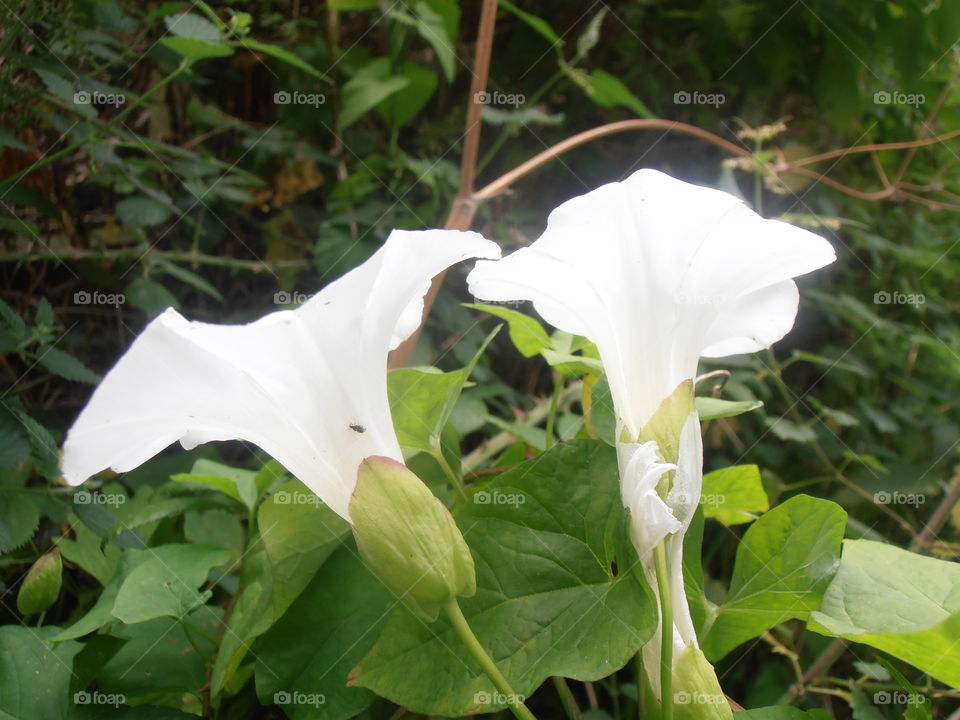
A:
[665,411,703,648]
[62,229,500,522]
[468,168,835,435]
[701,280,799,358]
[617,441,680,563]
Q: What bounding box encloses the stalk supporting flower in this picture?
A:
[468,169,836,718]
[444,599,538,720]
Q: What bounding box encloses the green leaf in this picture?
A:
[17,549,63,615]
[0,626,82,720]
[37,346,100,384]
[482,412,546,451]
[111,543,231,623]
[255,547,391,720]
[0,493,39,552]
[764,417,817,443]
[464,303,549,358]
[10,408,60,481]
[126,276,178,317]
[339,59,410,130]
[736,709,832,720]
[808,539,960,688]
[172,458,258,509]
[164,12,221,41]
[185,509,243,556]
[0,126,32,151]
[162,37,234,63]
[116,197,173,229]
[701,465,769,525]
[239,39,327,80]
[498,0,562,46]
[97,607,221,698]
[329,0,378,8]
[352,440,656,716]
[153,260,224,302]
[701,495,846,662]
[388,326,498,456]
[36,69,96,118]
[55,521,120,586]
[695,397,763,420]
[376,62,438,127]
[583,69,655,118]
[412,1,456,82]
[35,297,54,328]
[585,375,617,445]
[542,348,604,377]
[52,549,151,641]
[0,407,31,470]
[258,478,350,616]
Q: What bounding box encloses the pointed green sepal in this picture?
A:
[350,456,476,622]
[637,379,695,464]
[672,645,733,720]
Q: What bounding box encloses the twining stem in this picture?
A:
[433,449,469,504]
[653,542,673,720]
[552,676,582,720]
[443,598,538,720]
[544,374,564,447]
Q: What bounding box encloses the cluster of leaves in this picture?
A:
[1,0,959,719]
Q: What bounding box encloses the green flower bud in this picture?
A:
[672,645,733,720]
[350,456,476,622]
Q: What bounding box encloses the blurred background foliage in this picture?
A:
[1,0,959,718]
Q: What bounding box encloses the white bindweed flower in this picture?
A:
[468,168,835,701]
[63,229,500,524]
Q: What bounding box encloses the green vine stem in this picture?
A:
[443,598,538,720]
[653,542,673,720]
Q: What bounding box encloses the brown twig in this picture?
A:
[912,462,960,551]
[891,64,960,186]
[389,0,499,368]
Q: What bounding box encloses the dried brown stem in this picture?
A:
[388,0,499,368]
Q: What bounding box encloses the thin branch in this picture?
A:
[788,128,960,167]
[388,0,499,369]
[473,119,750,200]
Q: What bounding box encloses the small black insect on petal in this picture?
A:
[349,423,366,433]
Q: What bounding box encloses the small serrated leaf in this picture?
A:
[37,346,100,384]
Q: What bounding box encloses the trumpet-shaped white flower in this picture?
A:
[468,168,835,440]
[468,169,835,697]
[63,229,500,522]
